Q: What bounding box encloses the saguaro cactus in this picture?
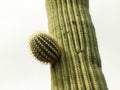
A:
[29,0,108,90]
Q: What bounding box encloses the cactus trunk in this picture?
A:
[46,0,108,90]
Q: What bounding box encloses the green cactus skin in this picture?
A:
[45,0,108,90]
[29,32,61,64]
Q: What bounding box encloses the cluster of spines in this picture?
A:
[29,32,61,64]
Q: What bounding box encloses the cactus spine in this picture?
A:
[45,0,108,90]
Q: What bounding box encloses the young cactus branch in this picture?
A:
[29,32,61,64]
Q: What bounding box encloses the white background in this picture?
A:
[0,0,120,90]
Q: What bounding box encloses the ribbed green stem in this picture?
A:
[46,0,108,90]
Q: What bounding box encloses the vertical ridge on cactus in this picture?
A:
[45,0,108,90]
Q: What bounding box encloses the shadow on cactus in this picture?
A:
[29,32,61,64]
